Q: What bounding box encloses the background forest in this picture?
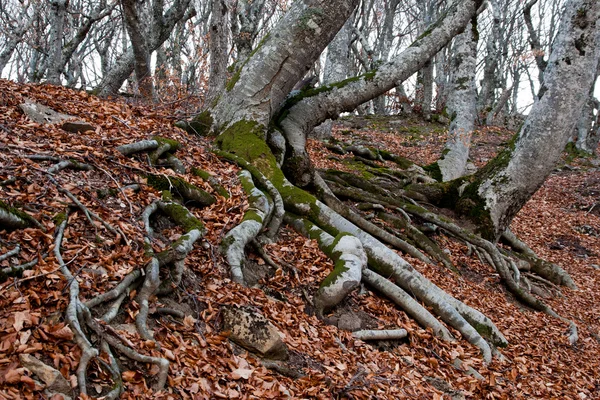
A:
[0,0,599,398]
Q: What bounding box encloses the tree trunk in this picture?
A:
[95,0,191,96]
[459,0,600,240]
[209,0,360,130]
[121,0,154,99]
[437,20,478,181]
[277,1,481,187]
[313,18,353,138]
[206,0,229,106]
[47,0,67,85]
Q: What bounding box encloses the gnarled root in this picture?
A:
[285,213,366,314]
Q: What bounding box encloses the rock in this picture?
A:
[337,313,361,332]
[19,354,71,395]
[19,99,71,124]
[61,121,95,133]
[222,306,288,360]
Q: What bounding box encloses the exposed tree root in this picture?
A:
[221,170,272,284]
[401,202,579,345]
[352,329,408,341]
[361,269,453,341]
[117,136,185,174]
[36,149,206,395]
[501,229,576,289]
[285,213,366,314]
[0,199,42,230]
[215,150,284,239]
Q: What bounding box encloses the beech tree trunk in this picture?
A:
[278,1,481,186]
[47,0,67,85]
[121,0,154,99]
[437,21,478,181]
[95,0,191,96]
[459,0,600,240]
[206,0,229,106]
[313,18,353,138]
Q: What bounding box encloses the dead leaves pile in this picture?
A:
[1,80,599,399]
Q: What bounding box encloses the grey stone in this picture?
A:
[19,354,71,395]
[222,306,288,360]
[19,99,70,125]
[337,313,361,332]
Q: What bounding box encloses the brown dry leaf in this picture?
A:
[48,326,74,341]
[12,311,31,332]
[4,368,25,384]
[231,367,253,380]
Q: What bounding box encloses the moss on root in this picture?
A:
[159,193,205,232]
[147,174,216,206]
[175,110,215,137]
[0,200,38,229]
[320,259,350,288]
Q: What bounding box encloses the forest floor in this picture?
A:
[0,80,599,399]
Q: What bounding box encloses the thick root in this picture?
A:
[285,214,365,314]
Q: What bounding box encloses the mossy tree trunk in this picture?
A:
[456,0,600,241]
[177,0,595,364]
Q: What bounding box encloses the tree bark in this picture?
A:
[313,18,353,138]
[437,20,478,181]
[461,0,600,240]
[206,0,229,106]
[95,0,191,96]
[121,0,154,99]
[210,0,360,130]
[278,0,481,186]
[47,0,68,85]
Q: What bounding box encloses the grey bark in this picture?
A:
[473,0,600,240]
[95,0,191,96]
[478,0,502,115]
[231,0,266,63]
[206,0,229,106]
[313,18,353,138]
[47,0,68,84]
[211,0,360,130]
[121,0,154,99]
[437,21,478,181]
[280,0,481,186]
[523,0,548,91]
[574,61,600,153]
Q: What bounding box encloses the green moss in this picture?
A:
[0,200,36,229]
[180,110,214,137]
[422,162,442,181]
[161,190,173,201]
[564,141,592,163]
[161,201,204,232]
[378,149,414,169]
[147,174,215,206]
[152,136,181,151]
[326,232,352,259]
[242,210,263,223]
[226,34,270,92]
[216,120,276,176]
[275,70,378,126]
[53,212,68,225]
[320,259,349,288]
[192,167,230,198]
[220,235,236,252]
